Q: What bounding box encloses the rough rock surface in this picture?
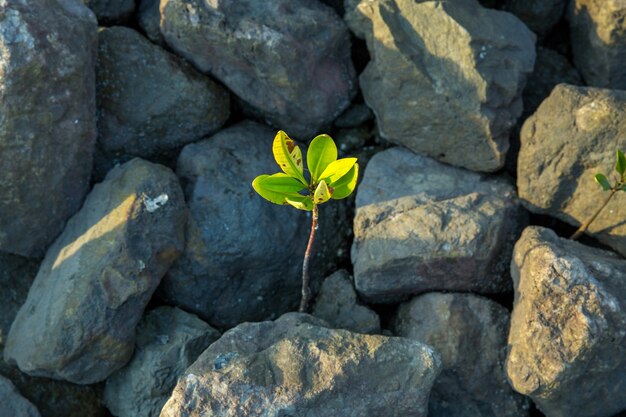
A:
[503,0,566,36]
[104,307,220,417]
[568,0,626,89]
[508,226,626,417]
[4,159,186,384]
[160,313,442,417]
[0,0,97,257]
[518,84,626,256]
[312,270,380,334]
[159,0,356,138]
[83,0,134,23]
[0,375,40,417]
[358,0,535,172]
[352,147,526,303]
[392,293,529,417]
[96,26,229,166]
[137,0,163,44]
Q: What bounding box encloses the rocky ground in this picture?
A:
[1,0,625,416]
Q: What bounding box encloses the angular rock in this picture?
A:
[160,313,442,417]
[312,270,380,334]
[96,26,229,168]
[4,159,186,384]
[503,0,566,36]
[0,0,97,257]
[0,375,40,417]
[568,0,626,89]
[137,0,164,45]
[392,293,530,417]
[159,0,356,138]
[358,0,535,172]
[104,307,220,417]
[83,0,134,24]
[508,226,626,417]
[518,84,626,256]
[352,147,526,303]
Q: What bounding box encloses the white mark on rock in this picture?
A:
[143,193,169,212]
[138,259,145,271]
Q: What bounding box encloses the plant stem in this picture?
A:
[570,189,617,240]
[299,204,318,312]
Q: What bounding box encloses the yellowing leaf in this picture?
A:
[252,175,304,206]
[331,163,358,199]
[285,195,313,211]
[307,134,337,183]
[313,180,331,204]
[319,157,357,186]
[272,131,306,185]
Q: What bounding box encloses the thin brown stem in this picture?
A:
[570,189,617,240]
[299,204,318,313]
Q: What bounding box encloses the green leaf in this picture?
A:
[313,180,331,204]
[272,131,307,185]
[256,173,307,193]
[252,174,304,205]
[319,157,358,186]
[307,134,337,183]
[616,149,626,177]
[594,173,611,191]
[285,195,313,211]
[331,163,358,200]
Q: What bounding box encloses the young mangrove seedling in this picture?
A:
[571,149,626,240]
[252,131,358,312]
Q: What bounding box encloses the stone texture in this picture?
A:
[312,270,380,334]
[83,0,134,23]
[358,0,535,172]
[503,0,566,36]
[568,0,626,89]
[160,313,442,417]
[137,0,164,45]
[0,375,40,417]
[159,0,356,139]
[4,159,186,384]
[0,0,97,257]
[518,84,626,256]
[104,307,220,417]
[352,147,526,303]
[392,293,529,417]
[508,226,626,417]
[96,26,229,168]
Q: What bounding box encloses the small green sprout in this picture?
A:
[571,149,626,240]
[252,131,358,312]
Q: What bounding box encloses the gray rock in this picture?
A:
[160,313,442,417]
[4,159,186,384]
[518,84,626,256]
[392,293,530,417]
[0,375,40,417]
[568,0,626,89]
[159,0,356,139]
[333,103,373,129]
[503,0,566,36]
[96,26,229,166]
[82,0,134,23]
[358,0,535,172]
[0,0,97,257]
[137,0,164,45]
[352,147,526,303]
[508,226,626,417]
[312,270,380,334]
[104,307,220,417]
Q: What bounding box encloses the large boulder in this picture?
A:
[160,313,442,417]
[507,226,626,417]
[568,0,626,89]
[4,159,186,384]
[0,375,40,417]
[0,0,97,257]
[358,0,535,172]
[352,147,526,303]
[392,293,529,417]
[104,307,220,417]
[518,84,626,256]
[159,0,356,139]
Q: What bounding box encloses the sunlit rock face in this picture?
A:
[4,159,186,384]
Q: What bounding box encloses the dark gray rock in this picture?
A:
[159,0,356,139]
[312,270,380,334]
[508,226,626,417]
[96,27,229,167]
[503,0,566,36]
[518,84,626,256]
[393,293,530,417]
[358,0,535,172]
[333,103,373,129]
[0,0,97,257]
[137,0,164,45]
[352,147,526,303]
[104,307,220,417]
[159,313,442,417]
[4,159,186,384]
[0,375,40,417]
[82,0,134,24]
[568,0,626,89]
